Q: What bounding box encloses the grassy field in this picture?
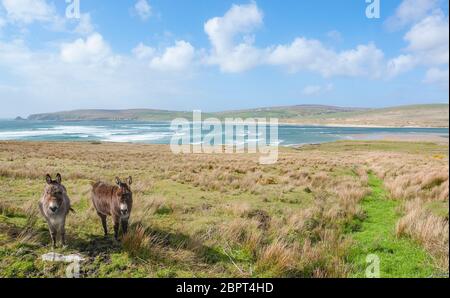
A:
[26,104,449,127]
[0,140,448,278]
[219,104,450,128]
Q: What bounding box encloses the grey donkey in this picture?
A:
[39,174,74,248]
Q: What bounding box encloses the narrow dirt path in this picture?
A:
[348,173,436,278]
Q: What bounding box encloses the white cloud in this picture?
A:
[132,40,197,72]
[385,2,448,88]
[385,0,440,29]
[302,83,333,96]
[0,36,196,117]
[60,33,120,67]
[1,0,56,24]
[424,67,449,89]
[267,38,331,73]
[150,40,195,71]
[389,11,448,88]
[204,2,264,72]
[0,0,96,34]
[0,0,448,117]
[335,44,385,78]
[267,38,385,78]
[404,12,449,65]
[132,42,155,60]
[204,2,385,78]
[386,54,417,77]
[134,0,152,21]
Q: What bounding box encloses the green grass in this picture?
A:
[26,104,449,127]
[425,201,449,219]
[348,173,436,278]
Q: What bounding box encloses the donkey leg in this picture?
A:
[98,212,108,236]
[49,227,57,249]
[60,222,66,247]
[45,219,58,248]
[113,216,120,241]
[121,220,129,235]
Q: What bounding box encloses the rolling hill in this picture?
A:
[26,104,449,127]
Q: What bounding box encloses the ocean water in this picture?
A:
[0,120,448,146]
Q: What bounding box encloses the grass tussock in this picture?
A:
[396,199,449,270]
[255,239,298,276]
[368,151,449,272]
[0,140,447,277]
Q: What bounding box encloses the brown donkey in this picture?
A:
[39,174,73,248]
[91,177,133,240]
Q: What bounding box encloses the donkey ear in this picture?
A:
[127,176,132,185]
[56,173,62,184]
[115,177,122,185]
[46,174,52,184]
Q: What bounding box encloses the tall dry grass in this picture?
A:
[369,152,449,270]
[0,141,447,277]
[396,199,449,270]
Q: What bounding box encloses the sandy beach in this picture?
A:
[347,133,449,144]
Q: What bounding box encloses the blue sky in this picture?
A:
[0,0,448,118]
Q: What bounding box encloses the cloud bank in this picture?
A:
[0,0,448,117]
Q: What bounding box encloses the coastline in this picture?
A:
[1,119,448,146]
[346,133,449,144]
[1,132,448,147]
[4,118,449,129]
[277,122,450,129]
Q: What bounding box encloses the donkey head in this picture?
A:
[44,174,66,214]
[115,176,133,216]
